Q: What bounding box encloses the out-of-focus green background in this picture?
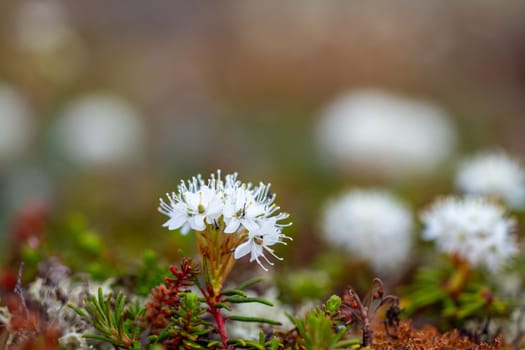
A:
[1,1,525,278]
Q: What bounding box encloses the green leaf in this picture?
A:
[228,338,266,350]
[269,337,280,350]
[207,340,220,348]
[225,297,274,306]
[325,295,341,314]
[335,338,361,347]
[83,333,124,347]
[457,299,486,319]
[213,302,232,311]
[68,304,88,317]
[237,277,264,290]
[228,315,282,326]
[221,289,248,297]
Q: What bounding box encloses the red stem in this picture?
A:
[211,304,229,348]
[205,286,229,348]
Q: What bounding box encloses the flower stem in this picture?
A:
[205,287,229,348]
[446,256,470,299]
[197,225,242,348]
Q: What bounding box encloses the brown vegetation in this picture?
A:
[373,320,505,350]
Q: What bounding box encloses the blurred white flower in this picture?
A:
[53,95,146,167]
[316,89,456,179]
[0,84,33,164]
[227,287,293,340]
[456,151,525,210]
[422,196,518,272]
[321,189,413,274]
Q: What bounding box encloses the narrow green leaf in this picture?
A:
[457,300,486,319]
[182,339,202,349]
[335,338,361,347]
[295,319,306,337]
[225,297,274,306]
[284,312,295,325]
[228,315,282,326]
[91,293,107,324]
[269,337,280,350]
[213,302,232,311]
[68,304,87,317]
[228,338,247,347]
[237,277,264,290]
[83,333,124,347]
[207,340,220,348]
[240,340,265,350]
[221,289,248,297]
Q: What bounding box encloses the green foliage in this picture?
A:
[71,287,145,349]
[227,333,281,350]
[288,297,359,350]
[403,262,509,323]
[403,265,451,315]
[69,265,396,349]
[325,295,342,314]
[151,292,211,349]
[442,285,508,320]
[47,213,118,280]
[19,244,42,266]
[78,230,104,255]
[134,249,166,296]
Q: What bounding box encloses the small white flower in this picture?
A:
[234,218,291,271]
[421,196,518,272]
[317,89,456,179]
[223,180,282,234]
[159,173,223,234]
[456,151,525,210]
[322,189,413,274]
[223,185,261,233]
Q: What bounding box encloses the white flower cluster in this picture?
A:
[422,196,518,272]
[317,89,456,179]
[159,171,291,270]
[456,151,525,210]
[322,189,413,274]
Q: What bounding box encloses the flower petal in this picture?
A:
[163,213,187,230]
[234,240,252,259]
[191,215,206,231]
[224,218,241,233]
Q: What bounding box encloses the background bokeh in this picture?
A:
[1,0,525,286]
